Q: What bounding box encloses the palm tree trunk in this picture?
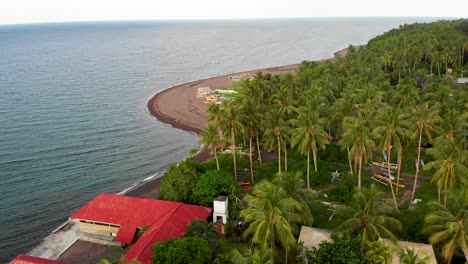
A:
[256,132,262,167]
[214,147,220,171]
[396,149,402,194]
[249,137,254,183]
[307,149,310,189]
[444,177,448,207]
[387,144,400,213]
[284,147,288,173]
[410,127,423,209]
[312,148,318,173]
[430,62,433,76]
[358,145,363,189]
[231,127,237,180]
[347,147,353,175]
[277,135,281,176]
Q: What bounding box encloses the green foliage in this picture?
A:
[192,170,240,206]
[184,219,217,241]
[396,245,431,264]
[333,184,402,243]
[306,230,362,264]
[151,236,212,264]
[158,158,200,203]
[330,174,355,204]
[362,240,392,264]
[423,188,468,263]
[217,154,249,177]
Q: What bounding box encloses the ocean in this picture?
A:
[0,18,437,262]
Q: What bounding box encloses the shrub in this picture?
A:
[152,236,212,264]
[192,170,240,206]
[159,158,200,203]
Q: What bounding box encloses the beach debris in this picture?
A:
[228,73,252,81]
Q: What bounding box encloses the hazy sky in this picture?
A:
[1,0,467,25]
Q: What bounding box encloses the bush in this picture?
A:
[192,170,240,206]
[159,158,200,203]
[306,231,362,264]
[152,236,212,264]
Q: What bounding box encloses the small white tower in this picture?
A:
[213,195,228,224]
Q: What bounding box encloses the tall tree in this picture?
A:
[333,184,402,243]
[423,189,468,263]
[291,106,330,189]
[222,101,244,180]
[409,104,441,208]
[373,106,412,212]
[341,114,375,189]
[424,138,468,206]
[263,110,290,176]
[241,181,303,259]
[200,123,224,170]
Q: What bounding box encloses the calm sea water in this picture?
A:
[0,18,437,262]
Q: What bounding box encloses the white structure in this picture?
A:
[213,196,228,224]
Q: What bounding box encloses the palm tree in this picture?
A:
[409,104,441,208]
[227,248,274,264]
[373,106,412,212]
[263,110,290,176]
[331,96,356,175]
[396,245,431,264]
[290,106,330,189]
[200,123,224,170]
[341,115,376,189]
[333,184,402,243]
[381,51,392,75]
[243,99,261,182]
[208,103,224,138]
[222,101,244,180]
[424,138,468,206]
[241,181,303,259]
[423,189,468,263]
[274,171,314,230]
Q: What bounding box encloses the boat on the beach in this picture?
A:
[371,161,398,170]
[371,172,405,188]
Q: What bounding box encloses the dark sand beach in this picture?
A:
[129,48,348,198]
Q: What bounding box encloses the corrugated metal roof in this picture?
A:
[69,194,212,264]
[69,194,182,243]
[10,254,68,264]
[125,203,212,264]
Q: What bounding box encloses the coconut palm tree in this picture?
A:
[208,103,224,138]
[222,100,244,180]
[228,248,274,264]
[263,110,290,175]
[381,51,392,76]
[200,123,224,170]
[340,114,376,189]
[423,188,468,263]
[373,106,412,212]
[424,138,468,206]
[290,106,330,189]
[396,245,431,264]
[242,99,261,182]
[274,171,314,230]
[241,181,303,259]
[333,184,402,244]
[409,104,441,208]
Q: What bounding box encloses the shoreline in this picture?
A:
[147,47,348,135]
[26,47,349,260]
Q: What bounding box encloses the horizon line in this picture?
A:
[1,16,464,27]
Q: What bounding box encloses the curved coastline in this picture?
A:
[147,47,348,135]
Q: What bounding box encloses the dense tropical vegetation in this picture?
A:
[154,19,468,263]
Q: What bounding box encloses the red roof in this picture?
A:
[69,194,212,264]
[10,255,68,264]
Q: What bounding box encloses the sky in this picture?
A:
[1,0,467,25]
